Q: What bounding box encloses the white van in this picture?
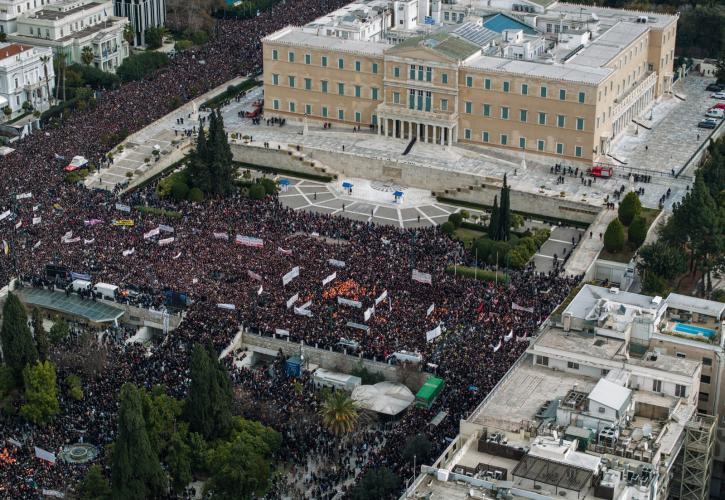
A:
[71,279,91,293]
[386,350,423,364]
[705,108,724,119]
[93,282,119,300]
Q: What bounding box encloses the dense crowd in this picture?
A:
[0,0,582,497]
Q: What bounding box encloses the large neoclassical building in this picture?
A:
[262,0,677,163]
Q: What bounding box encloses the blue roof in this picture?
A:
[483,14,538,35]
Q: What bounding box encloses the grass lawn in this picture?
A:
[599,207,661,263]
[454,227,486,248]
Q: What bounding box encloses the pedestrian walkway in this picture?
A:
[563,209,618,277]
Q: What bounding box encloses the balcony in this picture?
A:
[376,103,458,125]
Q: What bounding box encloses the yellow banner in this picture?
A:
[112,219,135,226]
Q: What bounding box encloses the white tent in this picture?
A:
[352,381,415,416]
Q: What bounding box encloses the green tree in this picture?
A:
[628,215,648,248]
[49,316,70,344]
[145,27,165,49]
[20,361,59,425]
[319,390,359,436]
[0,293,38,375]
[31,308,49,362]
[204,417,281,499]
[642,271,670,296]
[259,177,277,195]
[447,212,463,228]
[402,434,433,464]
[350,467,400,500]
[78,464,111,500]
[123,23,135,46]
[603,218,625,253]
[249,183,266,200]
[81,46,94,66]
[187,187,204,202]
[170,181,189,201]
[440,221,454,236]
[487,195,499,240]
[66,374,84,401]
[166,431,192,493]
[111,383,167,499]
[618,191,642,226]
[184,344,232,441]
[498,174,511,241]
[637,241,687,282]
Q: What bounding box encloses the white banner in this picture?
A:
[346,321,369,332]
[235,235,264,247]
[426,325,442,342]
[83,238,95,245]
[294,306,312,317]
[33,240,41,249]
[16,192,32,200]
[64,237,80,244]
[286,293,299,309]
[34,446,56,464]
[115,203,131,212]
[158,224,174,233]
[328,258,346,268]
[247,270,262,281]
[275,328,290,337]
[504,329,513,342]
[6,437,22,447]
[32,216,41,225]
[32,205,39,212]
[144,227,160,239]
[0,210,10,221]
[299,300,312,310]
[217,303,236,310]
[173,251,182,260]
[426,304,435,317]
[338,297,362,309]
[122,248,135,256]
[282,266,300,286]
[257,285,263,296]
[42,490,65,498]
[158,237,174,246]
[15,220,22,229]
[278,247,292,256]
[412,269,432,284]
[322,272,337,286]
[364,306,375,322]
[374,290,388,306]
[213,232,229,240]
[512,302,535,313]
[492,339,502,352]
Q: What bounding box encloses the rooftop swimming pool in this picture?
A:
[672,322,716,338]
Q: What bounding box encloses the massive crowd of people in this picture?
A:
[0,0,582,497]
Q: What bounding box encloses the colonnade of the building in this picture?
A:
[378,116,456,146]
[611,84,655,139]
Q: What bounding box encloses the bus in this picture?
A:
[415,376,445,409]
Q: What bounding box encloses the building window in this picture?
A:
[598,407,605,414]
[442,73,448,84]
[537,139,545,151]
[409,65,416,79]
[337,58,345,69]
[304,78,311,90]
[703,357,712,366]
[482,131,489,142]
[272,74,279,85]
[272,99,279,110]
[502,81,510,92]
[519,137,526,149]
[521,83,528,95]
[305,104,312,115]
[304,53,311,64]
[321,80,328,93]
[578,91,585,103]
[483,104,491,117]
[441,99,448,111]
[288,76,295,88]
[322,106,328,118]
[601,369,609,376]
[355,60,361,72]
[289,101,296,112]
[272,49,278,60]
[372,63,378,74]
[501,107,509,119]
[371,88,379,100]
[576,117,585,131]
[464,128,471,140]
[465,101,472,114]
[652,379,662,392]
[500,134,508,145]
[567,361,579,370]
[519,109,527,122]
[394,66,400,78]
[556,143,564,155]
[484,78,491,90]
[701,374,711,384]
[536,355,548,366]
[540,85,547,98]
[466,75,473,87]
[417,65,424,80]
[575,146,583,157]
[699,392,709,402]
[321,56,327,67]
[408,89,415,109]
[557,115,566,128]
[354,85,361,98]
[426,66,432,82]
[355,111,361,123]
[393,92,400,104]
[676,352,686,359]
[338,83,345,96]
[288,51,295,63]
[538,112,546,125]
[559,88,566,100]
[338,109,344,120]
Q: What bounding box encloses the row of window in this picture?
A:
[270,99,368,123]
[271,75,381,99]
[271,49,380,74]
[464,77,587,103]
[461,130,584,157]
[464,102,586,130]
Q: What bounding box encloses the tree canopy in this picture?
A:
[188,110,236,196]
[1,293,38,376]
[184,343,233,440]
[20,361,59,425]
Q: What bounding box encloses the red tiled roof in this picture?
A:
[0,44,33,61]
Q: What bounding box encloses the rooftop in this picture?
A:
[570,21,649,69]
[564,284,663,319]
[0,43,33,61]
[552,2,678,30]
[463,54,611,84]
[588,378,630,410]
[395,32,481,60]
[14,287,125,324]
[665,292,725,320]
[265,27,388,55]
[29,1,103,21]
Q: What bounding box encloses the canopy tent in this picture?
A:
[352,381,415,416]
[15,287,124,324]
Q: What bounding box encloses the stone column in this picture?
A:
[422,123,427,143]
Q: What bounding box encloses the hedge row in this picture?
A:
[445,265,509,284]
[134,205,183,219]
[202,79,260,110]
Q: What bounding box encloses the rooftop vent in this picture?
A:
[651,296,662,305]
[609,287,620,294]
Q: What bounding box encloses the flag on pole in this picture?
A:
[426,304,435,317]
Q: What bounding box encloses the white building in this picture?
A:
[0,0,64,35]
[0,42,54,113]
[9,0,129,73]
[113,0,164,47]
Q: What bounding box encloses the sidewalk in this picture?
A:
[563,209,618,278]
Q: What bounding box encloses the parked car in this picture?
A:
[706,83,724,92]
[698,119,718,129]
[711,92,725,99]
[705,108,724,119]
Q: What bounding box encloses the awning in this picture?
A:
[14,287,124,324]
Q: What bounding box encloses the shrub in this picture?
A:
[532,228,551,246]
[249,184,266,200]
[603,218,625,253]
[145,27,165,49]
[460,210,470,220]
[350,363,385,385]
[190,30,209,45]
[134,206,183,218]
[175,40,193,52]
[116,51,170,83]
[516,237,537,255]
[440,221,455,236]
[618,192,642,226]
[508,246,530,269]
[628,215,647,247]
[448,212,463,228]
[474,237,494,262]
[445,265,509,284]
[66,374,83,401]
[259,178,277,195]
[171,181,189,201]
[642,272,669,295]
[187,187,204,202]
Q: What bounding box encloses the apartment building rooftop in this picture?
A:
[31,1,102,21]
[569,21,649,68]
[463,53,611,84]
[265,27,388,55]
[552,2,678,30]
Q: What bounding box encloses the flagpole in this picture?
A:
[475,247,478,280]
[495,252,498,286]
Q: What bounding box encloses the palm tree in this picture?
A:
[39,55,52,107]
[319,390,359,436]
[81,46,94,66]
